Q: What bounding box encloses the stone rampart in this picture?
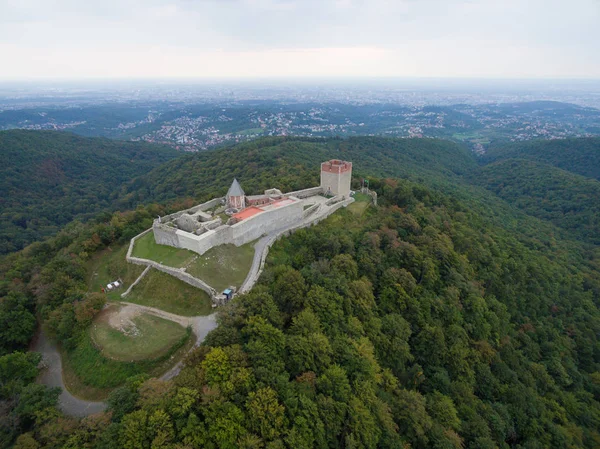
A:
[153,222,179,247]
[286,186,323,199]
[176,225,231,255]
[126,256,217,299]
[155,197,303,255]
[121,265,151,298]
[285,197,353,236]
[325,194,344,206]
[303,202,321,217]
[230,198,303,246]
[126,227,218,300]
[159,197,223,223]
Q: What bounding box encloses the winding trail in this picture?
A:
[32,304,217,417]
[32,331,107,418]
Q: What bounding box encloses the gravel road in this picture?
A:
[31,331,107,417]
[32,306,217,417]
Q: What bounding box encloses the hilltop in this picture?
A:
[0,130,180,253]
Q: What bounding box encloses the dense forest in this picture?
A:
[120,136,478,205]
[1,133,599,448]
[0,130,179,254]
[483,138,600,180]
[472,159,600,244]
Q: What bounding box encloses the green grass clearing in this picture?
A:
[62,307,193,399]
[133,231,197,268]
[125,269,212,316]
[186,242,256,292]
[132,231,256,292]
[348,192,372,216]
[90,307,188,362]
[86,244,145,301]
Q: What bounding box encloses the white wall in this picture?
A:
[321,170,351,197]
[157,198,303,255]
[230,199,303,245]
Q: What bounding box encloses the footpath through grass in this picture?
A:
[87,244,144,301]
[132,231,256,292]
[125,269,212,316]
[90,309,188,362]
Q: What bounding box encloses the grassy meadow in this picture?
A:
[132,231,256,291]
[90,310,188,362]
[124,269,212,316]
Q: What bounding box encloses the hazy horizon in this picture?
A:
[1,0,599,80]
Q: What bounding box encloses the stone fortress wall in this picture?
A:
[155,196,304,256]
[230,198,303,245]
[158,197,223,224]
[286,186,324,199]
[125,228,217,298]
[153,162,353,257]
[125,161,356,304]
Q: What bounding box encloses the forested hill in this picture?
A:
[0,130,179,254]
[471,159,600,244]
[482,137,600,180]
[120,136,478,205]
[2,168,599,448]
[1,134,600,448]
[119,135,600,248]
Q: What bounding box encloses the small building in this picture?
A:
[227,178,246,210]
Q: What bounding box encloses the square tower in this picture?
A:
[320,159,352,197]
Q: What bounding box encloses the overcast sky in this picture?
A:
[1,0,599,80]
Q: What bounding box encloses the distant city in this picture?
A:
[1,79,599,153]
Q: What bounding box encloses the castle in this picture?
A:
[152,159,353,256]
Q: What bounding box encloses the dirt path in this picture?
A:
[33,305,217,417]
[31,331,107,418]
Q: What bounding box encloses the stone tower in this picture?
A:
[227,178,246,209]
[320,159,352,197]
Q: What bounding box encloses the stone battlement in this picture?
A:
[321,159,352,174]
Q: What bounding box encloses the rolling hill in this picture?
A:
[0,130,180,253]
[120,136,478,205]
[472,158,600,244]
[482,137,600,180]
[1,133,599,448]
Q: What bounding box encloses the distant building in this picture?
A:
[227,178,246,209]
[320,159,352,197]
